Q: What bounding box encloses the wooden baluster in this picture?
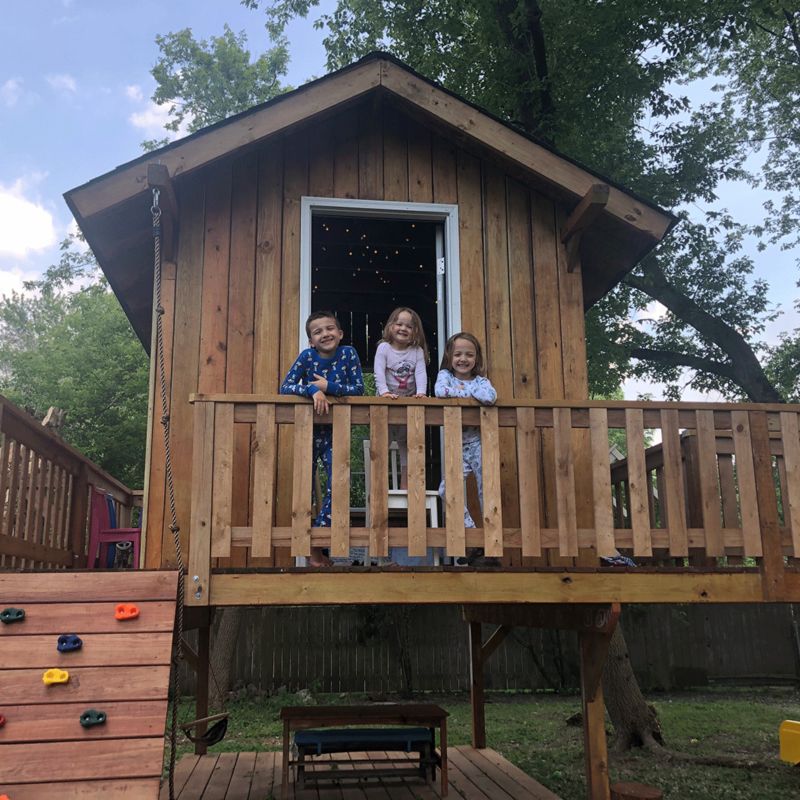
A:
[480,406,503,558]
[695,410,724,557]
[369,404,389,559]
[52,466,68,555]
[516,407,542,557]
[443,407,466,559]
[211,403,234,558]
[188,401,215,606]
[660,409,688,558]
[65,457,89,567]
[590,408,616,558]
[717,448,741,564]
[406,406,427,558]
[24,452,43,567]
[749,410,785,599]
[728,411,759,558]
[251,404,276,558]
[625,409,651,558]
[779,411,800,558]
[2,441,21,567]
[553,407,578,558]
[14,445,31,555]
[331,405,352,559]
[291,404,314,560]
[42,458,56,556]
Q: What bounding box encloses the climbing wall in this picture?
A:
[0,570,179,799]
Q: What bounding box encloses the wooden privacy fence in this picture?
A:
[180,603,800,695]
[188,395,800,578]
[0,395,141,569]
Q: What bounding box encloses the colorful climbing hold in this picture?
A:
[57,634,83,653]
[80,709,107,728]
[0,607,25,624]
[115,603,139,620]
[42,668,69,686]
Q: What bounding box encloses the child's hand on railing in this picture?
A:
[312,391,330,415]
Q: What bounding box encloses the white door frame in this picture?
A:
[299,196,461,356]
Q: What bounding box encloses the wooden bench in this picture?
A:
[280,704,449,797]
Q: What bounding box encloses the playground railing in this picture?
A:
[187,394,800,587]
[0,394,141,569]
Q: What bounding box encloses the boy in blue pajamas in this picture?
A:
[280,311,364,566]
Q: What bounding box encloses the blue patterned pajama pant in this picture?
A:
[438,438,483,528]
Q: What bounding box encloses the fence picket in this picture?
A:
[331,404,352,558]
[443,407,466,558]
[779,411,800,557]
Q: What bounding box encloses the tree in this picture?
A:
[0,237,149,487]
[243,0,793,402]
[152,25,290,134]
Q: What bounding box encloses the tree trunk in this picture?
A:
[603,624,664,751]
[209,606,243,709]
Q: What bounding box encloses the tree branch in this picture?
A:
[628,347,741,383]
[624,263,784,402]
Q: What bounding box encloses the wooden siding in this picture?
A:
[144,97,593,569]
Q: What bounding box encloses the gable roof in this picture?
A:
[65,52,676,349]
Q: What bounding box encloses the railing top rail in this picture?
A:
[0,394,136,500]
[189,393,800,414]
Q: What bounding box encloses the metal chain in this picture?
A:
[152,188,185,800]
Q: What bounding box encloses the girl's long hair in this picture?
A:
[381,307,429,363]
[439,332,485,377]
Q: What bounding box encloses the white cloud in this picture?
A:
[1,78,24,107]
[125,83,190,139]
[0,179,57,258]
[46,73,77,94]
[0,265,39,299]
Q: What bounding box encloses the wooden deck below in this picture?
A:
[163,746,562,799]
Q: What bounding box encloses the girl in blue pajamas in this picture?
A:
[435,332,497,565]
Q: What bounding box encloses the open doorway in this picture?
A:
[310,214,439,379]
[300,198,461,535]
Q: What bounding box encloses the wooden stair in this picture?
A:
[0,570,179,799]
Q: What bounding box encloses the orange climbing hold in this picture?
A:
[42,668,70,686]
[115,603,139,620]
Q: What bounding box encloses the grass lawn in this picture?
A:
[171,687,799,799]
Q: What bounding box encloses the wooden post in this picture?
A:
[67,464,89,567]
[468,621,486,748]
[749,411,785,599]
[194,619,211,756]
[579,629,614,800]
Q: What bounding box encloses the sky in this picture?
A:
[1,0,796,401]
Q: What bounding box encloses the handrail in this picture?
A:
[0,394,140,568]
[185,395,800,603]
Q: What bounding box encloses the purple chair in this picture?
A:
[86,488,141,569]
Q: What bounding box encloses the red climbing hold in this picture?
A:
[115,603,139,620]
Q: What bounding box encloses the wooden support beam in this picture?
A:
[194,620,211,756]
[469,621,486,749]
[579,619,617,800]
[561,183,610,273]
[463,602,619,633]
[147,163,179,264]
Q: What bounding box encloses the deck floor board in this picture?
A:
[169,747,561,799]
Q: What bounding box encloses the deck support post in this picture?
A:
[68,463,89,567]
[194,617,212,756]
[579,627,614,800]
[469,622,511,748]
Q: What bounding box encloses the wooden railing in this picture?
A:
[188,395,800,582]
[0,395,142,569]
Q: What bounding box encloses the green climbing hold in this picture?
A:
[80,709,107,728]
[0,608,25,624]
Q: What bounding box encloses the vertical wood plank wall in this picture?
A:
[144,99,589,568]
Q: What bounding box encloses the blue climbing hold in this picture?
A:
[57,634,83,653]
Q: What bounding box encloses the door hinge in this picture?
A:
[436,257,446,275]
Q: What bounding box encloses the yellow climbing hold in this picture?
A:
[42,668,69,686]
[780,720,800,764]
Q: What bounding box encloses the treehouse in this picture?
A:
[2,52,799,800]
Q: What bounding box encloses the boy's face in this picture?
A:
[308,316,343,357]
